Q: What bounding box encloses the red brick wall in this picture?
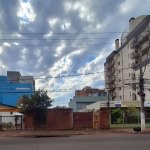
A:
[46,109,73,130]
[24,108,73,130]
[24,116,33,130]
[25,108,111,130]
[73,112,93,129]
[99,108,110,129]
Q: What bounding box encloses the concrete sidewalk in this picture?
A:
[0,128,150,137]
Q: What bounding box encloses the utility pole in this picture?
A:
[107,91,110,108]
[139,45,145,131]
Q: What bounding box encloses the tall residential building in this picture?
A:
[104,15,150,102]
[68,86,111,111]
[0,71,35,106]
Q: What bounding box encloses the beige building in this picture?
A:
[104,15,150,102]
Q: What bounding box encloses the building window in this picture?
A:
[119,69,121,74]
[88,93,92,96]
[130,92,131,96]
[98,92,101,96]
[121,51,123,58]
[103,92,106,96]
[128,63,130,68]
[118,53,120,57]
[119,78,121,82]
[119,96,122,99]
[119,87,121,91]
[118,61,120,66]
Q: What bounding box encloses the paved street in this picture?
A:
[0,134,150,150]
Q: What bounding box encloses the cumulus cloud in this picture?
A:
[0,0,150,106]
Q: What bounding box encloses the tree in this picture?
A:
[18,89,53,127]
[110,108,122,119]
[126,105,139,117]
[110,108,122,123]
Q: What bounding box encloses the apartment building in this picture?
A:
[68,86,110,111]
[104,15,150,102]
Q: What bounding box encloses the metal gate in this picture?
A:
[0,115,23,130]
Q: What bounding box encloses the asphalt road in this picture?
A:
[0,134,150,150]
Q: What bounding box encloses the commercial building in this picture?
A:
[68,86,111,111]
[104,15,150,102]
[0,71,35,107]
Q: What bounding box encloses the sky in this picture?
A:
[0,0,150,107]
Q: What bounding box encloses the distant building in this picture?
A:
[0,71,34,107]
[68,86,111,111]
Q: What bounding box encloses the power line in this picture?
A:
[0,37,120,41]
[1,43,113,47]
[1,31,149,35]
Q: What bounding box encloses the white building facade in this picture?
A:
[104,15,150,102]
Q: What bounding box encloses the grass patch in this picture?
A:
[111,123,150,128]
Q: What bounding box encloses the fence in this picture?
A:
[0,115,23,130]
[110,108,150,128]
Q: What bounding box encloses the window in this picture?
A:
[118,53,120,57]
[103,92,106,96]
[119,87,121,91]
[119,69,121,74]
[119,78,121,82]
[121,51,123,58]
[118,61,120,66]
[130,92,131,96]
[128,63,130,68]
[98,92,101,96]
[128,54,129,58]
[119,96,122,99]
[88,93,92,96]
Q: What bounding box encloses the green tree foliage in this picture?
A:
[18,89,53,126]
[126,105,139,117]
[110,108,122,119]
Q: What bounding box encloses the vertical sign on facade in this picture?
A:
[93,112,99,129]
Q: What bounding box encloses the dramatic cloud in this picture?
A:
[0,0,150,107]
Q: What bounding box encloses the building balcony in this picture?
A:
[106,60,115,69]
[131,62,135,69]
[108,76,116,83]
[135,59,140,66]
[112,92,116,97]
[109,84,116,90]
[107,68,115,77]
[130,27,150,49]
[132,83,136,90]
[142,42,149,53]
[130,50,139,59]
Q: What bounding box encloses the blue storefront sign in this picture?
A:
[115,101,121,107]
